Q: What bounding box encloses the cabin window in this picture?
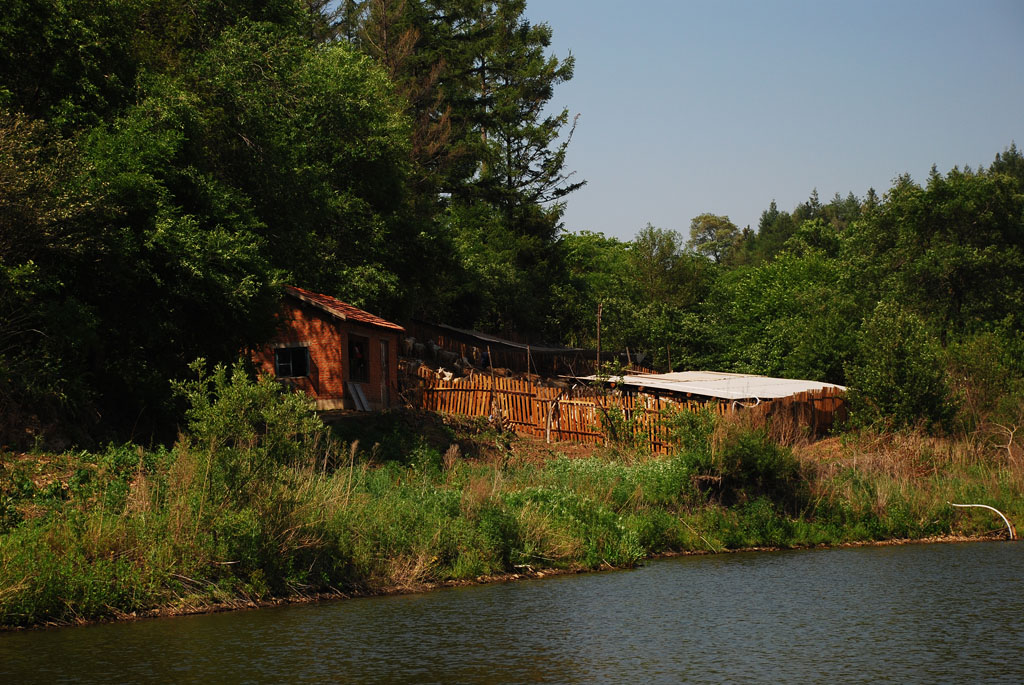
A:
[348,335,369,382]
[274,346,309,378]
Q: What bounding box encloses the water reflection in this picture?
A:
[2,542,1021,683]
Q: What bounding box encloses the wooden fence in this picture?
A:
[404,367,848,453]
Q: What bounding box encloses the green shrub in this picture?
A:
[846,300,955,431]
[713,427,807,514]
[504,486,643,567]
[475,503,522,568]
[946,330,1024,432]
[663,404,717,461]
[173,358,324,503]
[629,454,697,506]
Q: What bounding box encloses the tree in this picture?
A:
[336,1,583,335]
[340,0,460,201]
[545,225,716,370]
[844,163,1024,338]
[989,141,1024,189]
[471,3,583,234]
[820,191,862,231]
[340,1,583,221]
[746,199,797,264]
[704,250,864,384]
[0,110,100,439]
[0,0,140,129]
[846,300,954,431]
[782,218,842,258]
[630,224,711,308]
[687,213,740,263]
[0,11,418,444]
[546,231,634,348]
[180,21,417,312]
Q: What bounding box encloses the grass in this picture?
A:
[1,365,1020,629]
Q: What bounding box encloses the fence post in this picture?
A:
[487,345,495,423]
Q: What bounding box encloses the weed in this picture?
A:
[2,372,1021,627]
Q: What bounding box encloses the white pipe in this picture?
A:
[949,503,1017,540]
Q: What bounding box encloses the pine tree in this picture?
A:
[342,0,584,333]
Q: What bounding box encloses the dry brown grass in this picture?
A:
[791,424,1024,525]
[516,505,582,564]
[975,421,1024,467]
[708,410,815,456]
[386,552,438,590]
[805,431,946,480]
[442,443,461,472]
[798,428,1023,482]
[125,470,154,516]
[460,471,500,518]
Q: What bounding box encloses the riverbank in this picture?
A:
[2,371,1021,630]
[6,531,1008,632]
[3,432,1018,629]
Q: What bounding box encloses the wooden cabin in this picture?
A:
[252,285,404,411]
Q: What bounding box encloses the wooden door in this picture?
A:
[379,339,390,407]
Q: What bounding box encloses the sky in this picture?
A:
[523,0,1024,241]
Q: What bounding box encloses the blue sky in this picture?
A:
[524,0,1024,240]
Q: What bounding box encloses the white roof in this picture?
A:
[580,370,845,401]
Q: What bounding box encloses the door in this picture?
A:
[379,339,390,407]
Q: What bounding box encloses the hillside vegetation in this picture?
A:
[1,1,1023,629]
[2,1,1022,445]
[1,365,1020,628]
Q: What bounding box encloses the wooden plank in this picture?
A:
[348,382,370,412]
[565,401,573,442]
[532,378,540,432]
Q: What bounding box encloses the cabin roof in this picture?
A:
[285,285,405,332]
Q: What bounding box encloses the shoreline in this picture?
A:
[6,532,1008,633]
[4,413,1020,632]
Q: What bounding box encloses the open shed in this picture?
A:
[252,285,404,411]
[578,370,849,436]
[404,320,607,375]
[582,370,846,405]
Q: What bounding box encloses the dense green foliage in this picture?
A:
[2,1,1022,442]
[846,301,953,430]
[3,369,1019,627]
[1,0,584,443]
[3,0,1021,633]
[1,2,421,441]
[560,152,1024,433]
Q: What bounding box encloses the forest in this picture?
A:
[3,0,1024,629]
[2,0,1024,446]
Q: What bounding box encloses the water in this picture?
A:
[2,541,1022,683]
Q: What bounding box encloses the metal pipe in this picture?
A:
[949,503,1017,540]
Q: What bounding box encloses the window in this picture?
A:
[348,335,368,382]
[274,346,309,378]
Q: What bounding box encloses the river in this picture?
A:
[2,541,1021,683]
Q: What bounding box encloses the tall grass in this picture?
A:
[1,364,1020,628]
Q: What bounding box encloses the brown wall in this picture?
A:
[251,299,400,410]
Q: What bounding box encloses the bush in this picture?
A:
[713,427,807,514]
[946,330,1024,433]
[846,300,955,431]
[663,404,717,462]
[172,358,324,503]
